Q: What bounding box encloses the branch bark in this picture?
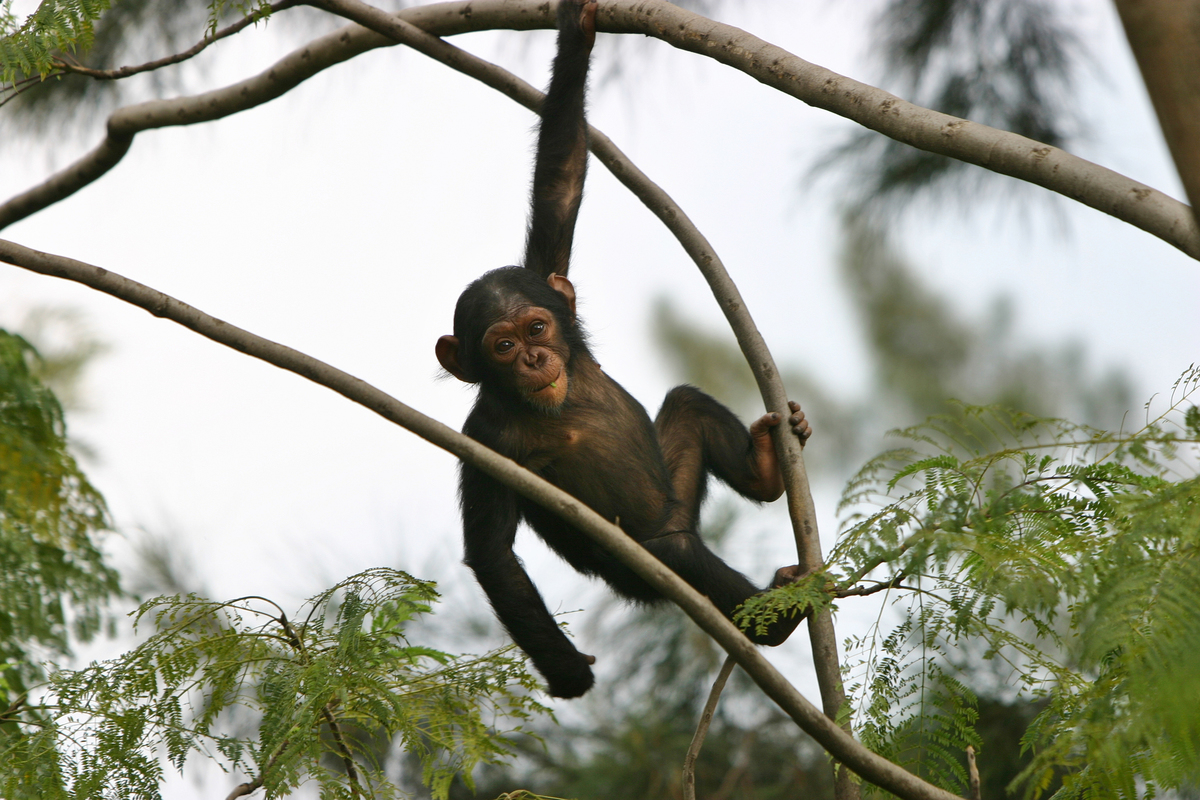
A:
[2,0,1195,262]
[1113,0,1200,230]
[0,236,958,800]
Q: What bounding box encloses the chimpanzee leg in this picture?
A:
[654,385,771,519]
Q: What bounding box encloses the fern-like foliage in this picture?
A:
[0,0,112,83]
[0,329,119,710]
[0,568,551,800]
[823,366,1200,798]
[0,0,271,89]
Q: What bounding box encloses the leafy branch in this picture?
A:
[0,0,291,109]
[827,368,1200,797]
[0,568,550,800]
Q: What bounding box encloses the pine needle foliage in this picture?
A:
[0,568,552,800]
[821,366,1200,798]
[0,329,118,711]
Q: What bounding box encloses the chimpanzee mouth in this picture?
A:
[530,370,564,393]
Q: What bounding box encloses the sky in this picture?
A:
[2,0,1199,793]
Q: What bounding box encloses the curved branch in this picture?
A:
[0,236,958,800]
[0,1,555,231]
[599,2,1199,260]
[2,0,1196,260]
[56,0,299,81]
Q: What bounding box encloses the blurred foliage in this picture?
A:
[0,327,118,719]
[821,0,1082,217]
[0,568,551,800]
[652,215,1133,477]
[841,215,1133,428]
[10,306,107,412]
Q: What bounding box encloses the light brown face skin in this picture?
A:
[482,306,571,411]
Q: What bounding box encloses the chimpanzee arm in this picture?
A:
[460,463,595,698]
[523,0,597,279]
[640,530,807,646]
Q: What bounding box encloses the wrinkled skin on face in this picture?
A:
[436,271,579,416]
[481,304,571,411]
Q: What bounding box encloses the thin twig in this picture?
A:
[835,575,907,599]
[966,745,981,800]
[683,655,736,800]
[224,736,292,800]
[322,706,366,798]
[225,779,261,800]
[56,0,298,81]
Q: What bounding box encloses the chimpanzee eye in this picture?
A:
[530,321,546,336]
[496,340,515,354]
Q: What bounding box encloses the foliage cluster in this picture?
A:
[0,568,550,800]
[0,328,118,716]
[0,0,112,84]
[820,367,1200,798]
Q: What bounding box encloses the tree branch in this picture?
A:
[0,236,960,800]
[2,0,1195,261]
[835,575,906,599]
[55,0,298,81]
[322,705,366,797]
[683,655,736,800]
[967,745,981,800]
[1113,0,1200,229]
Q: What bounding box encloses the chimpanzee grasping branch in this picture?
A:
[435,0,811,699]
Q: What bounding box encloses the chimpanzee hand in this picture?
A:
[561,0,598,51]
[540,649,597,699]
[770,564,811,588]
[745,565,816,647]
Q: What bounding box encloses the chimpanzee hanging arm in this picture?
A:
[523,0,594,279]
[436,0,814,699]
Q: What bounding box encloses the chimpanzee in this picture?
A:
[435,0,811,699]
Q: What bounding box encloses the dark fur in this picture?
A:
[440,0,806,699]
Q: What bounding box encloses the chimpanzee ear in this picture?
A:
[547,273,576,317]
[436,335,474,383]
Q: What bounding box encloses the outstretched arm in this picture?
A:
[460,464,595,698]
[523,0,598,279]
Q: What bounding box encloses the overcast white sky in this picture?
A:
[2,0,1199,792]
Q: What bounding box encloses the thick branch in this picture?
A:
[599,1,1199,260]
[1113,0,1200,229]
[2,0,1196,262]
[0,237,958,800]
